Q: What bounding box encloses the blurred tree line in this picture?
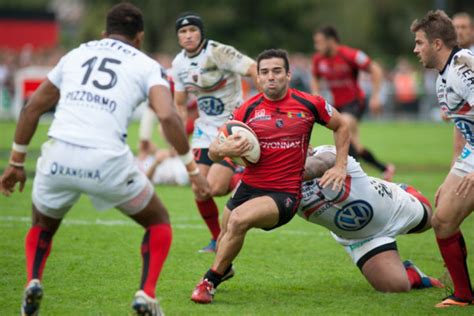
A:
[1,0,474,66]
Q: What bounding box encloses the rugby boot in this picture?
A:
[198,239,217,253]
[435,295,473,308]
[132,290,164,316]
[403,260,444,289]
[191,279,215,304]
[21,279,43,316]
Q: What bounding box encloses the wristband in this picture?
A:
[179,151,194,165]
[188,168,200,176]
[9,160,25,168]
[12,142,28,154]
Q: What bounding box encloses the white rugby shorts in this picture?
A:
[332,188,426,267]
[452,143,474,177]
[191,119,222,149]
[32,139,153,219]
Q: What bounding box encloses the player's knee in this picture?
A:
[430,212,457,235]
[226,213,251,235]
[210,182,228,197]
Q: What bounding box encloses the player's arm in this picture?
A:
[1,79,59,196]
[452,126,466,166]
[452,56,474,198]
[367,61,384,115]
[245,63,261,92]
[138,106,158,159]
[303,152,336,181]
[310,76,321,96]
[148,85,210,196]
[319,109,350,190]
[174,90,189,123]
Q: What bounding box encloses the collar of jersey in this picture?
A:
[440,46,461,75]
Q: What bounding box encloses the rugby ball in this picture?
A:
[217,120,260,166]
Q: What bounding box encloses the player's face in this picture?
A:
[177,25,202,53]
[258,57,291,101]
[413,31,437,69]
[313,33,330,56]
[453,16,473,48]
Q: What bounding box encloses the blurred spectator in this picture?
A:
[392,58,421,115]
[289,53,312,93]
[452,12,474,52]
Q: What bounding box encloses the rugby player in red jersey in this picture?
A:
[190,48,350,304]
[311,26,395,181]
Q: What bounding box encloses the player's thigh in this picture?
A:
[361,250,410,292]
[435,172,474,226]
[32,140,82,220]
[228,196,279,231]
[207,162,235,196]
[128,193,170,228]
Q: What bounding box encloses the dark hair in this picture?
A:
[316,26,340,43]
[410,10,457,48]
[256,49,290,73]
[106,3,144,39]
[175,11,204,36]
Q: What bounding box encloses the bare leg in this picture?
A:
[212,196,279,274]
[361,250,411,292]
[432,172,474,301]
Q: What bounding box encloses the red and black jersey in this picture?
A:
[312,45,371,108]
[232,88,333,195]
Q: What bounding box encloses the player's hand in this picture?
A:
[190,173,211,200]
[319,165,346,191]
[0,166,27,196]
[368,95,382,116]
[440,111,450,122]
[221,134,252,157]
[455,172,474,198]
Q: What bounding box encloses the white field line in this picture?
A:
[0,215,321,236]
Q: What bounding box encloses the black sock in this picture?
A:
[204,269,223,288]
[204,264,233,288]
[359,149,386,172]
[223,264,233,276]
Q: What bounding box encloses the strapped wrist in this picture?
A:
[9,160,25,168]
[188,168,200,176]
[12,142,28,154]
[179,151,194,165]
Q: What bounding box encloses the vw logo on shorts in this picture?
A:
[334,200,373,231]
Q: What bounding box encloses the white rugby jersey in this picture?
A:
[47,38,169,150]
[437,48,474,146]
[171,39,254,129]
[297,145,416,239]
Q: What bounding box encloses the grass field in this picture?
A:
[1,120,473,315]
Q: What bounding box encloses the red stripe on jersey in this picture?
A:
[303,200,327,219]
[457,102,471,115]
[333,176,352,204]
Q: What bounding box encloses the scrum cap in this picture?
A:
[175,12,204,36]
